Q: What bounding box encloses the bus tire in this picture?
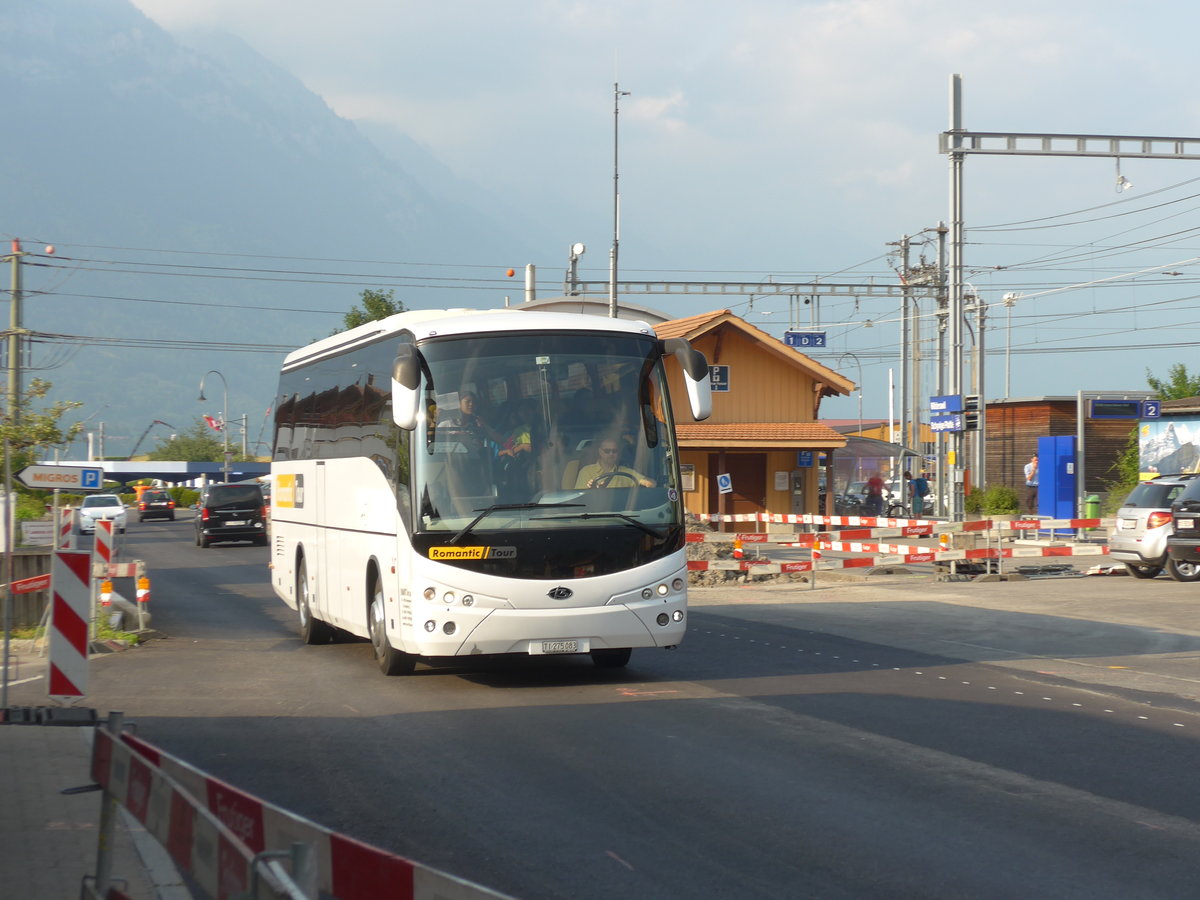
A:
[590,647,632,668]
[370,570,415,675]
[297,555,333,644]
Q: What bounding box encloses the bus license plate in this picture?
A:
[540,640,579,654]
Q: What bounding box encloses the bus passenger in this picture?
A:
[575,436,654,489]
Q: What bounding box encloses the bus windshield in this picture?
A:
[413,330,682,536]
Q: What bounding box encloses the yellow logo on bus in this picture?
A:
[429,546,516,560]
[275,474,303,508]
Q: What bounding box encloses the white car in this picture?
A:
[78,493,128,534]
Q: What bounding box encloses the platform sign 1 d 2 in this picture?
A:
[16,465,105,492]
[784,331,826,349]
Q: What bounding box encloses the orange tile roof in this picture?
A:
[656,309,853,396]
[654,309,733,340]
[676,422,847,447]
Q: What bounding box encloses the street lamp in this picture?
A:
[198,370,229,482]
[1002,292,1020,398]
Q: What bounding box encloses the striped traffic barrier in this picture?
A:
[93,519,114,568]
[48,550,91,701]
[56,506,77,550]
[90,724,514,900]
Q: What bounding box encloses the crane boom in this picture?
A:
[127,419,176,460]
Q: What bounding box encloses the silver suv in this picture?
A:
[1108,474,1200,580]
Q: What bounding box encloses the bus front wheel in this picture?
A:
[297,556,332,645]
[370,573,416,676]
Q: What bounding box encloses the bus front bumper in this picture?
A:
[408,595,686,657]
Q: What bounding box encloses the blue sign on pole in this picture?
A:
[784,331,827,348]
[1142,399,1161,419]
[930,414,963,433]
[81,468,103,489]
[710,365,730,392]
[796,450,813,468]
[929,394,963,414]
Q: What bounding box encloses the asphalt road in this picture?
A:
[13,514,1200,899]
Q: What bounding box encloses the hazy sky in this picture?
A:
[128,0,1200,418]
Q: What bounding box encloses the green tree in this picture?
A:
[337,288,405,334]
[147,418,240,462]
[0,379,84,519]
[0,378,84,470]
[1146,363,1200,401]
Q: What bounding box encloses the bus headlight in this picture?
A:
[672,578,684,592]
[461,595,474,607]
[424,620,437,632]
[443,621,456,635]
[656,613,670,626]
[641,588,653,600]
[656,583,669,596]
[672,610,684,622]
[443,591,455,604]
[423,587,436,601]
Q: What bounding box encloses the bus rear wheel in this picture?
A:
[590,648,632,668]
[370,573,415,676]
[297,556,332,644]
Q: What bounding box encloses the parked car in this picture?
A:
[137,488,176,522]
[1111,474,1200,579]
[77,493,128,534]
[194,482,268,548]
[1165,476,1200,581]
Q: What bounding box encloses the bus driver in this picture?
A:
[575,436,655,489]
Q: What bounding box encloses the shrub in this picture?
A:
[964,484,1019,515]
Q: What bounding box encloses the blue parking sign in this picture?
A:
[81,468,103,489]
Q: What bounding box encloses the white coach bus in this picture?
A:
[269,308,711,675]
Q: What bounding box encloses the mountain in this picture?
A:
[0,0,542,457]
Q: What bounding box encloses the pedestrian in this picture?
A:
[864,471,885,515]
[905,470,930,517]
[1024,453,1039,514]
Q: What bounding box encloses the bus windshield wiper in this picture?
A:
[534,512,666,539]
[448,502,584,545]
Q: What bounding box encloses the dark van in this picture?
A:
[195,482,268,548]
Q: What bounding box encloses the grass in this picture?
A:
[7,619,144,645]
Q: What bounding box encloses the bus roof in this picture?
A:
[282,307,660,369]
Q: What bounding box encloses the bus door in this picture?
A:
[314,461,332,621]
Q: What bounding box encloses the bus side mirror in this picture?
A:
[663,338,712,421]
[391,347,422,430]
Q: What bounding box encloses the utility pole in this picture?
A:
[609,82,631,319]
[5,240,25,423]
[940,72,1200,517]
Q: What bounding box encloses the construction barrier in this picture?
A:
[687,511,1113,575]
[56,506,77,550]
[89,714,513,900]
[49,550,91,702]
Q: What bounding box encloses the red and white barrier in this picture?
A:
[93,519,114,567]
[48,550,91,701]
[56,506,76,550]
[91,727,513,900]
